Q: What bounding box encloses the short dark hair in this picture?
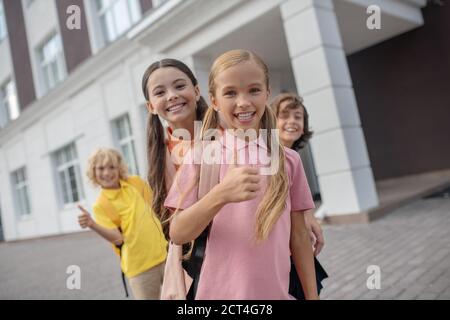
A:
[270,92,313,151]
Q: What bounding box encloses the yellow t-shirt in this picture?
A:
[93,176,167,278]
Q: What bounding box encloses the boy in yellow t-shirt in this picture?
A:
[77,148,167,299]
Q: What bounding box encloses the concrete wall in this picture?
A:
[348,3,450,180]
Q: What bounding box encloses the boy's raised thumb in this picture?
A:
[77,205,88,214]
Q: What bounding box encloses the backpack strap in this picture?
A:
[198,162,221,199]
[185,159,221,297]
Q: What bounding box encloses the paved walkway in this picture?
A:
[320,197,450,300]
[0,197,449,300]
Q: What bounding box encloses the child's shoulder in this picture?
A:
[126,175,141,181]
[283,146,301,164]
[125,175,146,187]
[282,146,303,176]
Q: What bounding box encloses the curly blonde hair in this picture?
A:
[86,148,128,187]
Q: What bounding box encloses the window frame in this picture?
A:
[11,167,32,219]
[112,113,139,175]
[94,0,142,45]
[25,0,35,8]
[36,33,66,95]
[0,79,20,129]
[152,0,168,8]
[0,0,7,42]
[54,143,84,208]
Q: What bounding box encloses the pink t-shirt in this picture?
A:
[164,130,314,300]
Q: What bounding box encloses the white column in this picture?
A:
[183,55,212,106]
[281,0,378,217]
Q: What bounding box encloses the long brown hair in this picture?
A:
[142,59,208,239]
[205,49,289,242]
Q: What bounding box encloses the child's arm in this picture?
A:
[169,166,260,245]
[78,205,123,246]
[290,210,319,300]
[304,209,325,256]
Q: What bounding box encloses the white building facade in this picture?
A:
[0,0,431,241]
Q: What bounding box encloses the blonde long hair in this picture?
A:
[205,49,289,242]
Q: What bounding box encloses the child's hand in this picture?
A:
[217,164,260,203]
[77,205,95,229]
[304,211,324,256]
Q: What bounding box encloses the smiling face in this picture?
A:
[210,60,269,132]
[276,99,305,148]
[95,160,120,189]
[146,67,200,130]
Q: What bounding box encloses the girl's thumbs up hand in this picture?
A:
[216,155,261,203]
[77,205,95,229]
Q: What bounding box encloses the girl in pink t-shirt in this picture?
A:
[165,50,318,300]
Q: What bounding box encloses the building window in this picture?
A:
[95,0,141,44]
[0,1,7,41]
[11,167,32,218]
[0,80,20,129]
[140,103,149,135]
[37,34,66,94]
[112,114,139,175]
[54,144,84,206]
[25,0,35,8]
[152,0,168,8]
